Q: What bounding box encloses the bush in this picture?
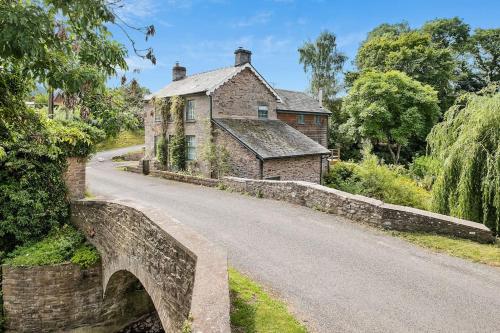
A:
[324,154,432,210]
[408,156,442,190]
[4,225,99,268]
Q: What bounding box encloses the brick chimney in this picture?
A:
[172,62,186,81]
[234,47,251,66]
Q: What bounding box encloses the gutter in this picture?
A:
[276,109,332,116]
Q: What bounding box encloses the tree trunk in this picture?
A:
[387,143,401,164]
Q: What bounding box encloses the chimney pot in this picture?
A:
[172,62,186,81]
[234,47,252,66]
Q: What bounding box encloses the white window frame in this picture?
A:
[315,115,321,126]
[186,135,196,161]
[186,100,195,121]
[258,105,268,119]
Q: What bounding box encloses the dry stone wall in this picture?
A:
[222,177,495,243]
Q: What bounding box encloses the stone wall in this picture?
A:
[71,199,231,333]
[212,68,278,119]
[2,262,156,333]
[222,177,495,243]
[263,155,322,183]
[213,126,261,179]
[277,112,328,147]
[144,93,211,176]
[64,157,86,200]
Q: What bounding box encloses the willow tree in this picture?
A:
[428,89,500,234]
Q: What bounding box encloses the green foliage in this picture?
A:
[365,21,411,41]
[324,153,432,211]
[49,119,105,157]
[169,96,186,171]
[96,130,145,151]
[229,268,307,333]
[341,70,440,164]
[4,225,100,268]
[298,31,347,104]
[408,156,442,190]
[156,136,168,167]
[467,28,500,85]
[428,89,500,233]
[421,17,470,50]
[355,31,455,110]
[201,121,230,178]
[70,244,101,269]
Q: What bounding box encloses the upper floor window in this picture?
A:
[154,104,162,122]
[258,105,268,119]
[186,135,196,161]
[297,114,305,125]
[186,100,195,121]
[315,115,321,126]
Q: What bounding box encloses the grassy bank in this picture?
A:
[392,231,500,267]
[4,225,100,269]
[229,268,307,333]
[96,130,144,151]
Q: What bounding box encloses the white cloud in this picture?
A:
[233,11,273,28]
[114,0,158,20]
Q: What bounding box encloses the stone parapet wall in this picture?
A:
[71,199,231,333]
[126,164,221,187]
[64,157,86,200]
[222,177,495,243]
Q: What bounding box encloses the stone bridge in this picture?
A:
[71,198,231,333]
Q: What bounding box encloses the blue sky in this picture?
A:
[110,0,499,93]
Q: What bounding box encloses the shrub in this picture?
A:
[408,156,442,190]
[4,225,99,268]
[324,154,432,210]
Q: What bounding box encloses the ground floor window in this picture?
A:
[186,135,196,161]
[153,134,161,157]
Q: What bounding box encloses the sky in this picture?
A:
[109,0,500,93]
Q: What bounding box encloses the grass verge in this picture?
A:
[229,268,307,333]
[391,231,500,267]
[96,130,144,151]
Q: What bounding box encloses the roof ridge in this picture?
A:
[186,65,235,78]
[275,88,309,94]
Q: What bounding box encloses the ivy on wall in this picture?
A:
[201,121,230,178]
[169,96,186,171]
[153,97,171,168]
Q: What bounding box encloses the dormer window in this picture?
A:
[258,105,268,119]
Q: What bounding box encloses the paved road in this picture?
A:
[88,146,500,333]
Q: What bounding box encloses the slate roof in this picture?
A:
[276,89,330,114]
[145,63,281,101]
[213,118,330,159]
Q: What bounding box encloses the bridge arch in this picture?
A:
[71,199,231,332]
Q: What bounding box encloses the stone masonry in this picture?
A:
[212,68,277,120]
[222,177,495,243]
[263,155,322,183]
[2,262,156,332]
[71,199,231,333]
[64,157,86,200]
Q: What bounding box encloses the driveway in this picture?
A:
[88,146,500,333]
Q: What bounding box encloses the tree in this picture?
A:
[341,70,440,164]
[298,31,347,104]
[421,17,470,50]
[428,88,500,234]
[355,31,455,111]
[365,21,411,41]
[468,28,500,86]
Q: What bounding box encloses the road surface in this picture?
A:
[87,146,500,333]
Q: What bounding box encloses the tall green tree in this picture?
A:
[341,70,440,164]
[421,17,470,50]
[298,31,347,104]
[365,21,411,41]
[355,31,455,111]
[428,88,500,233]
[468,28,500,86]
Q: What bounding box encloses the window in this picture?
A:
[315,115,321,126]
[153,135,161,157]
[258,105,268,119]
[186,135,196,161]
[186,100,195,121]
[297,114,305,124]
[154,105,162,122]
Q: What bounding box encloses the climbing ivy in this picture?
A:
[153,97,171,168]
[201,121,230,178]
[169,96,186,171]
[428,87,500,234]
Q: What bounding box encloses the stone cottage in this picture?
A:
[144,48,330,183]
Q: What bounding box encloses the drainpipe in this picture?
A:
[319,155,323,185]
[259,159,264,179]
[209,95,213,120]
